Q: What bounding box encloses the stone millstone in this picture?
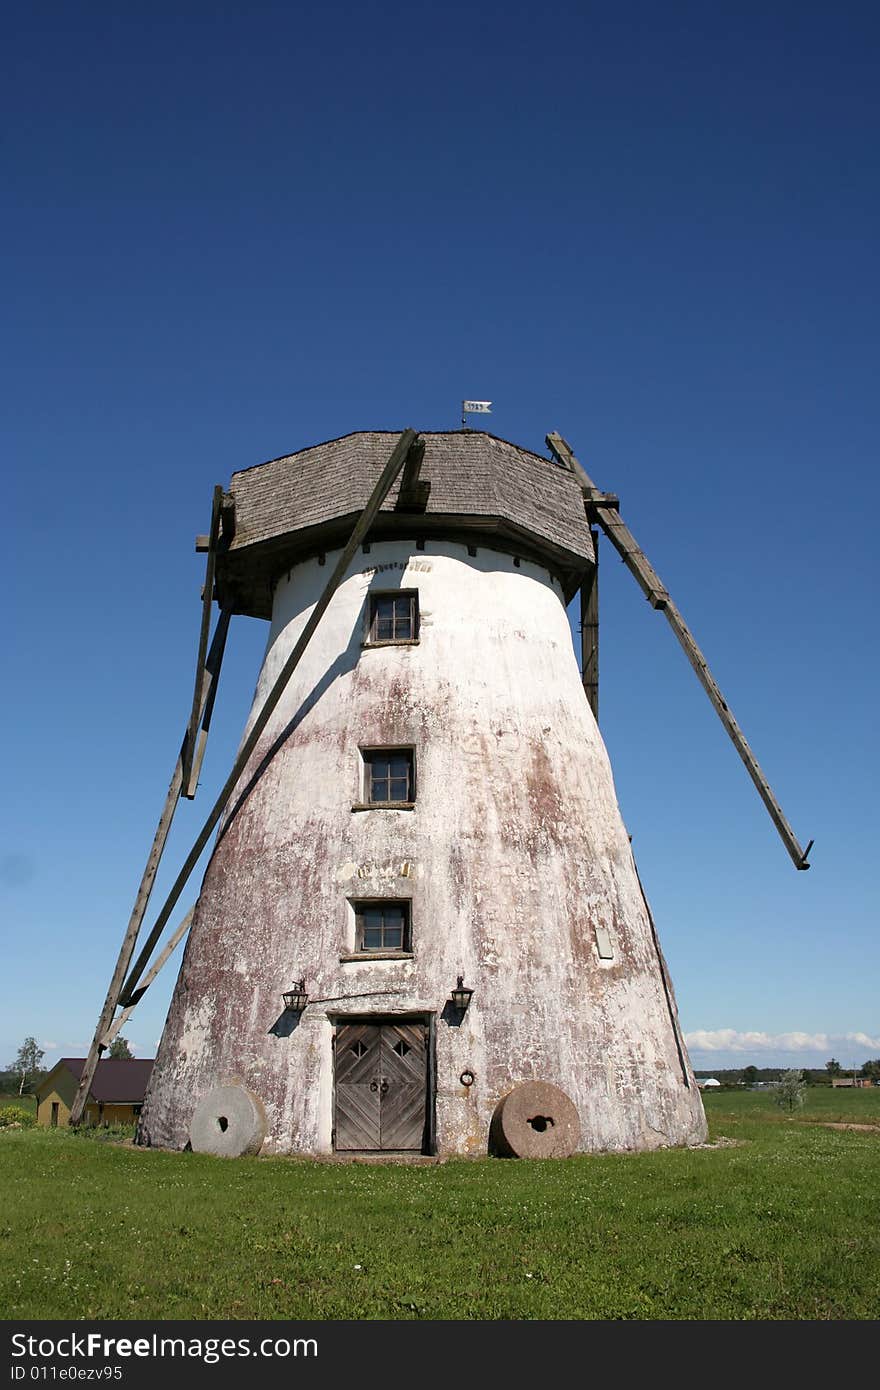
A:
[489,1082,580,1158]
[189,1084,266,1157]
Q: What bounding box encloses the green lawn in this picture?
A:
[1,1089,878,1320]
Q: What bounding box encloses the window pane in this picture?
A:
[373,596,395,640]
[389,756,409,777]
[370,777,390,802]
[382,923,404,949]
[393,595,413,638]
[363,927,383,950]
[389,778,409,801]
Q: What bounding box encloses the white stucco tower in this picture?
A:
[139,430,707,1156]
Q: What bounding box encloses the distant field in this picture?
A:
[1,1088,877,1320]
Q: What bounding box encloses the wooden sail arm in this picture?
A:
[70,604,234,1127]
[546,431,812,872]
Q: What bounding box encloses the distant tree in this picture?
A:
[773,1069,806,1112]
[860,1059,880,1082]
[742,1065,759,1086]
[801,1070,813,1086]
[825,1058,842,1078]
[10,1037,44,1095]
[108,1037,133,1059]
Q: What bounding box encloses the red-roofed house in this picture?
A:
[35,1058,153,1128]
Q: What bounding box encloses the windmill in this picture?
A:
[71,428,809,1156]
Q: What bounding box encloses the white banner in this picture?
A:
[462,400,492,413]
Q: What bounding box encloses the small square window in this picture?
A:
[367,590,418,643]
[355,901,411,953]
[363,747,415,805]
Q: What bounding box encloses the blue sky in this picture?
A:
[3,2,878,1076]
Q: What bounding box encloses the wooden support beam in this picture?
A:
[182,487,223,792]
[547,432,669,608]
[220,491,236,542]
[183,607,231,799]
[546,431,811,872]
[395,438,430,512]
[70,602,234,1126]
[103,907,195,1045]
[630,853,690,1088]
[120,429,420,1006]
[580,528,599,721]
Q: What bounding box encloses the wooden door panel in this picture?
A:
[380,1081,425,1149]
[335,1082,381,1149]
[380,1023,427,1151]
[335,1024,381,1150]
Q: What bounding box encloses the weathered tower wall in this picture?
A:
[139,537,707,1155]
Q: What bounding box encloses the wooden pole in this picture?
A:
[70,602,233,1126]
[183,607,231,799]
[580,527,599,721]
[546,431,811,871]
[102,907,195,1046]
[630,852,691,1087]
[120,428,420,1005]
[181,486,223,792]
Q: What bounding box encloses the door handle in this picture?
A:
[379,1078,389,1095]
[369,1079,379,1093]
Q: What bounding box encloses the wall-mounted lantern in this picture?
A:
[282,980,309,1013]
[450,975,473,1013]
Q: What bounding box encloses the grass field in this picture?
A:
[1,1088,878,1320]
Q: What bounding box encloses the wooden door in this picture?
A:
[334,1021,428,1152]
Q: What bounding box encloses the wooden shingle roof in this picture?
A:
[218,430,594,616]
[38,1058,154,1105]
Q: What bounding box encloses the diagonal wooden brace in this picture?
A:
[546,430,812,872]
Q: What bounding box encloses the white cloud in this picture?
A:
[40,1041,58,1050]
[845,1032,880,1050]
[684,1028,880,1054]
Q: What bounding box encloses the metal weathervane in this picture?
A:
[461,399,492,426]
